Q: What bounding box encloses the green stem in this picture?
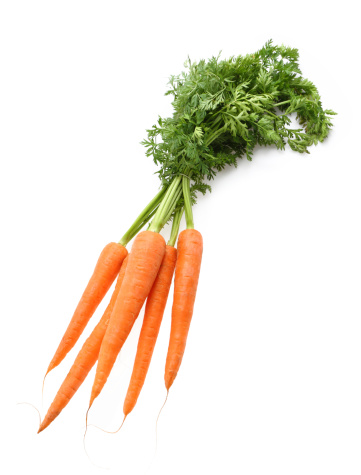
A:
[207,112,222,128]
[149,176,182,233]
[168,208,184,247]
[205,124,227,146]
[182,175,194,229]
[119,186,166,246]
[160,178,181,218]
[273,100,291,108]
[160,187,182,229]
[126,205,159,243]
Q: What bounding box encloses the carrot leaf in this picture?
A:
[142,40,336,202]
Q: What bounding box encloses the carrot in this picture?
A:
[89,230,166,408]
[123,245,177,416]
[164,229,203,390]
[38,256,129,433]
[46,242,128,375]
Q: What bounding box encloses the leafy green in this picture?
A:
[142,40,336,200]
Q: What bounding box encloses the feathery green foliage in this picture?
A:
[142,40,335,201]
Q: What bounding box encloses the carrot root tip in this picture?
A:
[88,415,127,435]
[17,401,42,431]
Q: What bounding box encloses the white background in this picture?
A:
[1,1,360,474]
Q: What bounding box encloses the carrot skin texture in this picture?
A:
[89,231,166,407]
[46,242,128,374]
[38,257,129,433]
[123,245,177,416]
[164,229,203,390]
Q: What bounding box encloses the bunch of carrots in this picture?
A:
[38,41,334,434]
[39,179,201,433]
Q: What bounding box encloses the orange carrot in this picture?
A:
[123,245,177,416]
[164,229,203,390]
[89,231,166,408]
[46,242,127,375]
[38,256,129,433]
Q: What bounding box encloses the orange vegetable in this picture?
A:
[46,242,127,375]
[164,229,203,390]
[89,231,166,408]
[38,256,129,433]
[123,245,177,416]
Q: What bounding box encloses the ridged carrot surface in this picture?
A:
[46,242,127,374]
[38,257,129,433]
[164,229,203,390]
[123,245,177,416]
[89,231,166,407]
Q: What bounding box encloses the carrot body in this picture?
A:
[46,242,127,374]
[164,229,203,390]
[123,245,177,416]
[89,231,166,407]
[38,257,129,433]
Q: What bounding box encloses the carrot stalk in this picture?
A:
[168,208,184,248]
[89,230,166,408]
[160,188,183,230]
[46,242,128,375]
[149,177,183,233]
[38,257,129,433]
[182,175,194,229]
[123,244,177,416]
[119,186,166,246]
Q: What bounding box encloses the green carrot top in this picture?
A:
[142,39,336,203]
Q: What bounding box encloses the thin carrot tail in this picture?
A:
[82,405,91,450]
[82,405,113,470]
[17,402,42,432]
[88,415,127,435]
[155,391,169,455]
[83,406,103,468]
[41,372,47,411]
